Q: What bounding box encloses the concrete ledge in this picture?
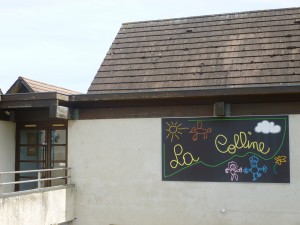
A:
[0,184,75,225]
[0,184,75,199]
[50,218,76,225]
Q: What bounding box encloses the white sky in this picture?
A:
[0,0,299,93]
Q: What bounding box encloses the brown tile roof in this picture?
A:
[6,76,81,95]
[88,7,300,95]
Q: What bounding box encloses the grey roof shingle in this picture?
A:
[88,7,300,94]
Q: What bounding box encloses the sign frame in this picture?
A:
[162,115,290,183]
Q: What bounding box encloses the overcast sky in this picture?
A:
[0,0,299,93]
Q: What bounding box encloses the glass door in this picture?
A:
[18,129,46,190]
[49,128,67,186]
[16,123,67,191]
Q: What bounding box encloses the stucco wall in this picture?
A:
[0,186,75,225]
[0,120,16,192]
[69,116,300,225]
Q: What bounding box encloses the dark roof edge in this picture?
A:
[1,92,69,102]
[20,79,34,93]
[72,85,300,102]
[1,85,300,109]
[6,77,34,94]
[121,6,300,25]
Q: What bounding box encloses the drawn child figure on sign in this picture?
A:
[243,155,267,181]
[225,161,243,181]
[189,122,212,141]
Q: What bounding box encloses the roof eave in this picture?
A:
[0,92,69,110]
[1,85,300,110]
[72,85,300,103]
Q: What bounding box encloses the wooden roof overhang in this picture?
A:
[1,83,300,121]
[0,92,72,121]
[68,85,300,119]
[70,85,300,108]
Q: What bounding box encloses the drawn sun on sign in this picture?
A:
[165,121,189,142]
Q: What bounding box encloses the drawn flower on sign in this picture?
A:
[273,155,287,175]
[165,121,188,142]
[225,161,243,181]
[254,120,281,134]
[274,155,287,165]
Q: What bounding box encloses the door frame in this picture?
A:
[15,121,68,191]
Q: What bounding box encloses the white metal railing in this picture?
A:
[0,167,71,195]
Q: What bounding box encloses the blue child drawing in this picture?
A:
[243,155,267,181]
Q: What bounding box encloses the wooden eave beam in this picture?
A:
[0,92,70,109]
[49,105,71,120]
[1,92,69,102]
[72,85,300,101]
[0,99,58,109]
[0,92,72,120]
[69,85,300,108]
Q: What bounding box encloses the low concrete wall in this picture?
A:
[0,186,75,225]
[69,116,300,225]
[0,120,16,193]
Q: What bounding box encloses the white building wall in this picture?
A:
[69,116,300,225]
[0,120,16,192]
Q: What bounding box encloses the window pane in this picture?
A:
[51,130,66,145]
[20,130,46,145]
[20,162,43,172]
[51,163,67,186]
[20,146,45,161]
[20,130,37,144]
[51,146,66,161]
[19,178,38,191]
[19,162,45,191]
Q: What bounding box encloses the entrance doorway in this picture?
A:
[16,123,68,191]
